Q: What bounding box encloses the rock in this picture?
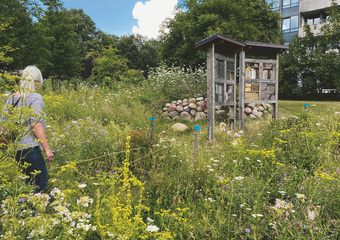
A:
[199,101,205,109]
[196,97,204,101]
[177,100,183,104]
[266,103,273,111]
[183,99,188,103]
[181,102,189,107]
[162,112,168,117]
[215,106,222,111]
[172,123,189,132]
[188,98,196,103]
[184,106,190,112]
[195,112,206,121]
[171,101,177,104]
[162,107,168,112]
[253,111,263,118]
[204,110,208,114]
[176,105,184,112]
[168,111,179,118]
[189,103,197,109]
[180,111,191,120]
[252,108,258,115]
[165,103,171,107]
[216,110,227,115]
[249,114,257,119]
[190,110,196,117]
[197,106,203,112]
[259,106,264,112]
[168,103,176,112]
[244,107,252,115]
[247,103,255,109]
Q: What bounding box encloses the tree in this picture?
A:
[115,35,161,77]
[279,1,340,99]
[87,45,144,87]
[0,0,40,70]
[35,0,82,78]
[161,0,283,68]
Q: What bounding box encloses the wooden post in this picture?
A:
[58,79,61,95]
[273,53,280,120]
[193,125,200,162]
[207,43,215,141]
[150,117,155,143]
[239,50,245,130]
[51,79,54,92]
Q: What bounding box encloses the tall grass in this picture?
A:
[0,75,339,239]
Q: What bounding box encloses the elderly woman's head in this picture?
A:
[20,65,43,98]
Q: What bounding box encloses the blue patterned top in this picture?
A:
[1,92,46,150]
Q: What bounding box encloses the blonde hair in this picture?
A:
[20,65,43,99]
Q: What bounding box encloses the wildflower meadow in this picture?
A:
[0,68,339,239]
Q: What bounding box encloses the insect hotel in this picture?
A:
[196,34,288,140]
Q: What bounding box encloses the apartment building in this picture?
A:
[266,0,340,44]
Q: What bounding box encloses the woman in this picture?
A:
[2,65,53,192]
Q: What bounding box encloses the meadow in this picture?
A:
[0,72,339,239]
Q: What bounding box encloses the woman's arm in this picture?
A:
[32,122,54,163]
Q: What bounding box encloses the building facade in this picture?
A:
[266,0,340,44]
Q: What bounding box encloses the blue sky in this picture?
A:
[62,0,179,38]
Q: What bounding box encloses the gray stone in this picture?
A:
[165,103,171,107]
[197,106,203,112]
[247,103,255,109]
[184,106,190,112]
[177,100,183,104]
[204,110,208,114]
[215,106,222,111]
[181,102,189,107]
[196,97,204,101]
[249,114,257,119]
[168,111,179,118]
[190,110,196,117]
[195,112,206,121]
[180,111,191,120]
[162,107,168,112]
[216,110,227,115]
[172,123,189,132]
[171,101,177,104]
[244,107,252,115]
[183,99,188,103]
[253,111,263,118]
[252,108,258,115]
[258,106,264,112]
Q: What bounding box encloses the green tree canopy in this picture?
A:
[35,0,82,77]
[280,1,340,99]
[161,0,283,68]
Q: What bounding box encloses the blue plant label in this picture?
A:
[150,117,155,121]
[194,126,201,130]
[304,103,308,107]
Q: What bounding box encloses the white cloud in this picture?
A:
[132,0,178,39]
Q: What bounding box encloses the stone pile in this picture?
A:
[163,97,208,121]
[243,103,272,119]
[163,97,272,121]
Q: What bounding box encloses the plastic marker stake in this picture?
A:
[150,117,155,143]
[194,126,200,162]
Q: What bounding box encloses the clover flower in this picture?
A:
[147,225,159,232]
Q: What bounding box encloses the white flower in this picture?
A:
[232,214,237,217]
[278,191,286,195]
[235,176,244,180]
[240,203,246,208]
[246,208,252,211]
[257,159,261,163]
[233,160,237,163]
[252,214,264,218]
[78,184,87,188]
[147,217,154,222]
[147,225,159,232]
[208,169,214,171]
[295,193,306,199]
[307,210,317,220]
[245,157,250,160]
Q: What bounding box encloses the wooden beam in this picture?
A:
[207,43,215,141]
[239,50,245,130]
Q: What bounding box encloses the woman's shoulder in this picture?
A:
[28,92,43,100]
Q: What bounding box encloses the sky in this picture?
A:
[62,0,179,39]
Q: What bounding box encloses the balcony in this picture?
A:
[300,0,338,14]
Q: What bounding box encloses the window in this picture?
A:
[282,15,298,33]
[266,0,280,11]
[306,14,326,25]
[283,0,299,9]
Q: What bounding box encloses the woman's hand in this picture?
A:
[45,149,54,163]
